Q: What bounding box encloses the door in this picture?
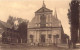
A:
[40,35,45,43]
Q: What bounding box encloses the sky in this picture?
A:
[0,0,71,37]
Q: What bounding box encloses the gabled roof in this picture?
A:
[28,15,61,28]
[35,1,53,13]
[35,7,53,13]
[28,1,61,28]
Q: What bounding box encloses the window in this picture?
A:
[48,34,52,38]
[30,35,33,43]
[50,15,52,22]
[30,35,33,38]
[46,15,48,22]
[39,15,40,23]
[40,14,46,27]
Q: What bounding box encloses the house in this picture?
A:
[2,28,19,44]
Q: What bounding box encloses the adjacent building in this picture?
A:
[2,28,19,44]
[2,18,28,44]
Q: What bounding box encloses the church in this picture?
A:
[27,1,65,45]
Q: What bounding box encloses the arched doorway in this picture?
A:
[40,34,45,43]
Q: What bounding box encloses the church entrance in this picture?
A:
[40,35,45,43]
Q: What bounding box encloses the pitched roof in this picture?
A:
[28,15,61,28]
[35,7,53,13]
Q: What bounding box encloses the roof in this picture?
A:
[28,1,61,28]
[35,7,53,13]
[28,16,61,28]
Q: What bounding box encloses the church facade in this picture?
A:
[27,2,65,45]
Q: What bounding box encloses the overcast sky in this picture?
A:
[0,0,71,37]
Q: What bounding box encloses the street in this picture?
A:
[0,44,78,50]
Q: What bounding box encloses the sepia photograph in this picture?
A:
[0,0,79,50]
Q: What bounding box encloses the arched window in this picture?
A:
[40,14,46,27]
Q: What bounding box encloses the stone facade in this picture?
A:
[27,2,64,45]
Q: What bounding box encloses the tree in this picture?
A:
[17,21,28,43]
[68,0,79,48]
[7,16,28,43]
[7,16,16,29]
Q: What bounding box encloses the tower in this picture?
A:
[54,9,58,18]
